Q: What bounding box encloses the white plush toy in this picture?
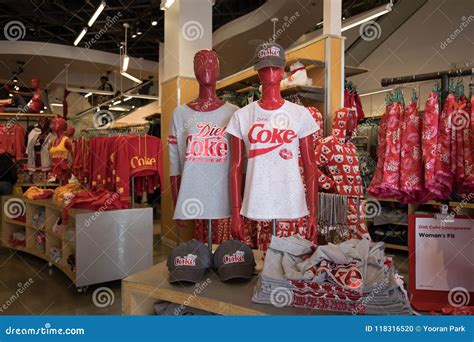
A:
[281,61,312,88]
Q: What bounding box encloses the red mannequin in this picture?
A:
[230,67,318,241]
[66,127,75,138]
[50,117,72,184]
[171,50,225,227]
[4,78,44,113]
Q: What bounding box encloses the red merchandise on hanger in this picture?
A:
[400,99,424,203]
[0,124,25,160]
[421,91,440,200]
[314,107,369,240]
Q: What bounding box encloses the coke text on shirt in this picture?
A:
[247,123,297,158]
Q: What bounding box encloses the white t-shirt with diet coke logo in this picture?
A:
[169,103,239,219]
[226,100,318,220]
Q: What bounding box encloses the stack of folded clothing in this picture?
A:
[252,235,412,315]
[53,182,84,204]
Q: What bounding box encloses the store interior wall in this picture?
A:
[349,0,473,116]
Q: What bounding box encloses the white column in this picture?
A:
[159,41,164,107]
[163,0,213,82]
[323,0,342,36]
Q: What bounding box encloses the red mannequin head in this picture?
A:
[194,50,219,86]
[66,127,75,138]
[51,117,67,135]
[257,66,284,85]
[31,78,40,89]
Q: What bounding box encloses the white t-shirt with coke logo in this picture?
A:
[226,100,319,220]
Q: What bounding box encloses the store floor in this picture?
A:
[0,240,409,315]
[0,236,171,315]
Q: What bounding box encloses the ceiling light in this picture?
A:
[14,86,19,91]
[151,20,158,26]
[74,27,88,46]
[160,0,175,10]
[88,1,106,27]
[341,2,393,32]
[51,103,64,107]
[121,71,142,84]
[84,92,93,98]
[40,110,44,113]
[122,55,130,72]
[131,34,137,38]
[109,106,130,111]
[113,100,122,105]
[123,96,133,102]
[137,30,143,35]
[12,76,18,83]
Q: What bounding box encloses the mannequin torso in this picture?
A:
[171,50,226,227]
[230,67,318,241]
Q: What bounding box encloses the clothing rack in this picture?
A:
[380,67,473,106]
[82,123,149,137]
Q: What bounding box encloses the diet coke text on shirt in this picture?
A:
[185,122,228,163]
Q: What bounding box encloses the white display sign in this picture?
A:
[415,217,474,291]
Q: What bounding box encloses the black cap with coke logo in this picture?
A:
[253,42,286,71]
[167,240,213,283]
[213,240,256,281]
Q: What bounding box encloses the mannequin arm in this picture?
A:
[300,136,318,242]
[170,175,181,205]
[171,175,186,227]
[230,136,245,240]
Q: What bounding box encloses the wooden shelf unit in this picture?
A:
[1,195,154,291]
[362,195,473,252]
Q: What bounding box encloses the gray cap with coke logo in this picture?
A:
[253,42,286,71]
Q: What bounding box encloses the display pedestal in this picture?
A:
[122,249,343,316]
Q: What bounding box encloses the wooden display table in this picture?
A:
[122,250,341,316]
[1,195,153,292]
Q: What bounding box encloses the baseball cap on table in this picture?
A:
[167,239,212,283]
[254,42,286,71]
[213,240,256,281]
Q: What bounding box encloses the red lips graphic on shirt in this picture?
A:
[279,148,293,160]
[247,123,297,158]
